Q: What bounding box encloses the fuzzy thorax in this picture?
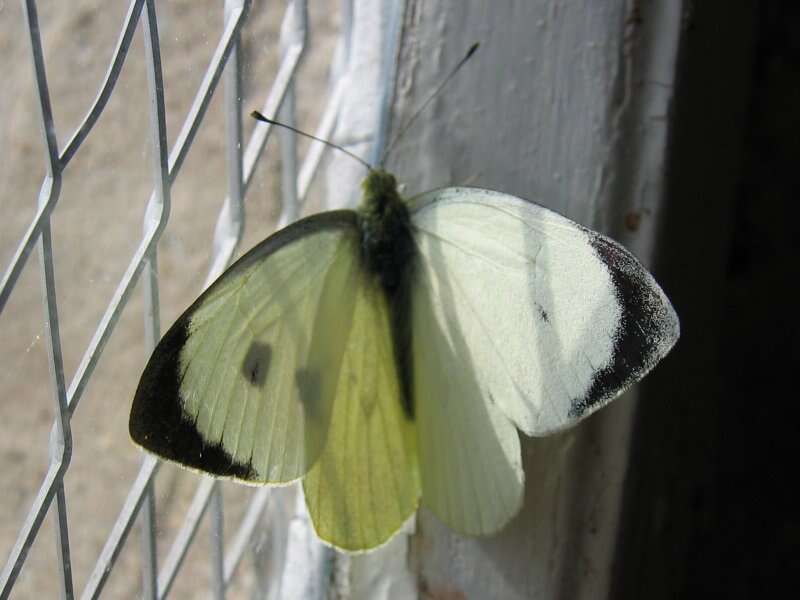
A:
[357,169,415,295]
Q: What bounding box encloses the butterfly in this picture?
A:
[129,164,679,552]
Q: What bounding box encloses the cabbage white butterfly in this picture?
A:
[130,47,679,552]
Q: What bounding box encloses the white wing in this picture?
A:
[409,187,679,533]
[410,187,679,436]
[412,270,524,535]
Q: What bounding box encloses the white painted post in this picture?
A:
[328,1,686,597]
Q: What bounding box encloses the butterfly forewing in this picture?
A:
[130,212,361,484]
[407,187,678,532]
[409,187,679,437]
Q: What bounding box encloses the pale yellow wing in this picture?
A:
[131,212,360,484]
[303,274,420,552]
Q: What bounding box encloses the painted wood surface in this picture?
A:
[321,1,686,597]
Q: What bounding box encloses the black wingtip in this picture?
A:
[130,316,255,480]
[568,235,680,419]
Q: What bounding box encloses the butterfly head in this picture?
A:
[358,169,408,233]
[360,169,399,210]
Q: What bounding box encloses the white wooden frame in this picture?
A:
[327,1,687,597]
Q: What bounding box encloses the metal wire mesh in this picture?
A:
[0,0,348,597]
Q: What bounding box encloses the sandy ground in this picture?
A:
[1,1,338,597]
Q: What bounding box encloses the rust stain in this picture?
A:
[625,211,642,231]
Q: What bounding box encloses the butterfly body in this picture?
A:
[130,169,679,551]
[357,169,417,418]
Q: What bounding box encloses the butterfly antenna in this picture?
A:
[379,42,479,167]
[250,111,373,172]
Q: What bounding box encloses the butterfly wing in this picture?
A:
[131,211,362,484]
[303,273,420,551]
[131,209,419,550]
[412,268,525,536]
[409,187,679,534]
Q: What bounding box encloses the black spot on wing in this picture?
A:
[568,234,672,419]
[242,341,272,387]
[536,303,550,323]
[129,316,256,480]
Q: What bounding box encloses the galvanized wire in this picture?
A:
[0,0,348,597]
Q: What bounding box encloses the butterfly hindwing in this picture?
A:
[303,269,420,551]
[130,211,362,484]
[412,262,524,536]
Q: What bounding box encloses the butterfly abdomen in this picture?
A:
[357,169,417,418]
